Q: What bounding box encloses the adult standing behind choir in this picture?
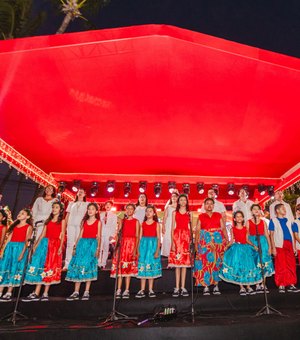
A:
[32,185,57,239]
[269,190,294,222]
[63,188,89,270]
[232,188,254,221]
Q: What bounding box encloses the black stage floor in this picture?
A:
[1,262,300,339]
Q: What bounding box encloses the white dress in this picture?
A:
[65,201,89,268]
[134,206,146,225]
[98,211,118,268]
[32,197,57,238]
[161,205,176,257]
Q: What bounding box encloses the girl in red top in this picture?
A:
[23,202,66,301]
[66,203,102,301]
[0,209,8,251]
[220,211,261,296]
[111,203,139,299]
[136,205,162,298]
[194,197,228,296]
[247,204,274,293]
[168,194,191,298]
[0,209,33,302]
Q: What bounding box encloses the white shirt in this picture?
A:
[232,199,254,221]
[269,200,294,223]
[100,211,118,237]
[32,197,57,223]
[200,199,226,214]
[66,201,89,226]
[134,206,146,225]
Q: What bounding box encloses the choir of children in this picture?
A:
[0,190,299,303]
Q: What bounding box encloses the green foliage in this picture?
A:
[0,0,45,39]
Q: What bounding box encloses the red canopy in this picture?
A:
[0,25,299,205]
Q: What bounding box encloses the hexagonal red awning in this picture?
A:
[0,25,299,204]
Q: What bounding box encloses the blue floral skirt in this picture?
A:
[219,243,262,285]
[0,242,28,287]
[248,235,274,277]
[137,237,162,279]
[66,238,98,282]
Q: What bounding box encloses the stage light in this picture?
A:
[90,182,99,197]
[72,180,81,192]
[124,182,131,197]
[197,182,205,195]
[58,181,66,193]
[258,184,266,196]
[227,183,235,196]
[139,181,147,193]
[182,183,190,195]
[267,185,275,200]
[106,181,115,193]
[154,182,162,198]
[168,181,176,194]
[211,184,219,198]
[241,185,250,195]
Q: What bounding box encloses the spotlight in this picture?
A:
[139,181,147,193]
[106,181,115,193]
[90,182,99,197]
[267,185,275,200]
[258,184,266,196]
[58,181,66,193]
[182,183,190,195]
[72,180,81,192]
[211,184,219,198]
[154,182,162,198]
[124,182,131,197]
[168,181,176,194]
[197,182,205,195]
[227,183,235,196]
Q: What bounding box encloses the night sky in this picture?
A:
[32,0,300,58]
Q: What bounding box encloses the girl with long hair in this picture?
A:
[0,209,33,301]
[66,203,102,301]
[168,194,191,297]
[23,202,66,301]
[134,193,148,225]
[136,205,162,298]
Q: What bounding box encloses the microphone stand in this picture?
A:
[1,221,41,325]
[254,215,282,317]
[188,211,195,323]
[99,215,137,326]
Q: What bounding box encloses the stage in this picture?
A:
[1,263,300,339]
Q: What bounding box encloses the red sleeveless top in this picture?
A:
[233,226,247,244]
[45,220,62,239]
[175,212,190,230]
[199,212,222,231]
[122,218,137,237]
[142,221,157,237]
[11,224,30,242]
[248,219,265,236]
[82,220,98,238]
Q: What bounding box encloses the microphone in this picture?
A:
[34,220,44,226]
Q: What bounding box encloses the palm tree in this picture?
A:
[0,0,45,39]
[56,0,110,34]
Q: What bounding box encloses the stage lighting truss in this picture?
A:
[197,182,205,194]
[154,182,162,198]
[72,180,81,192]
[90,182,99,197]
[168,181,176,194]
[106,181,115,193]
[182,183,190,195]
[124,182,131,197]
[139,181,147,193]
